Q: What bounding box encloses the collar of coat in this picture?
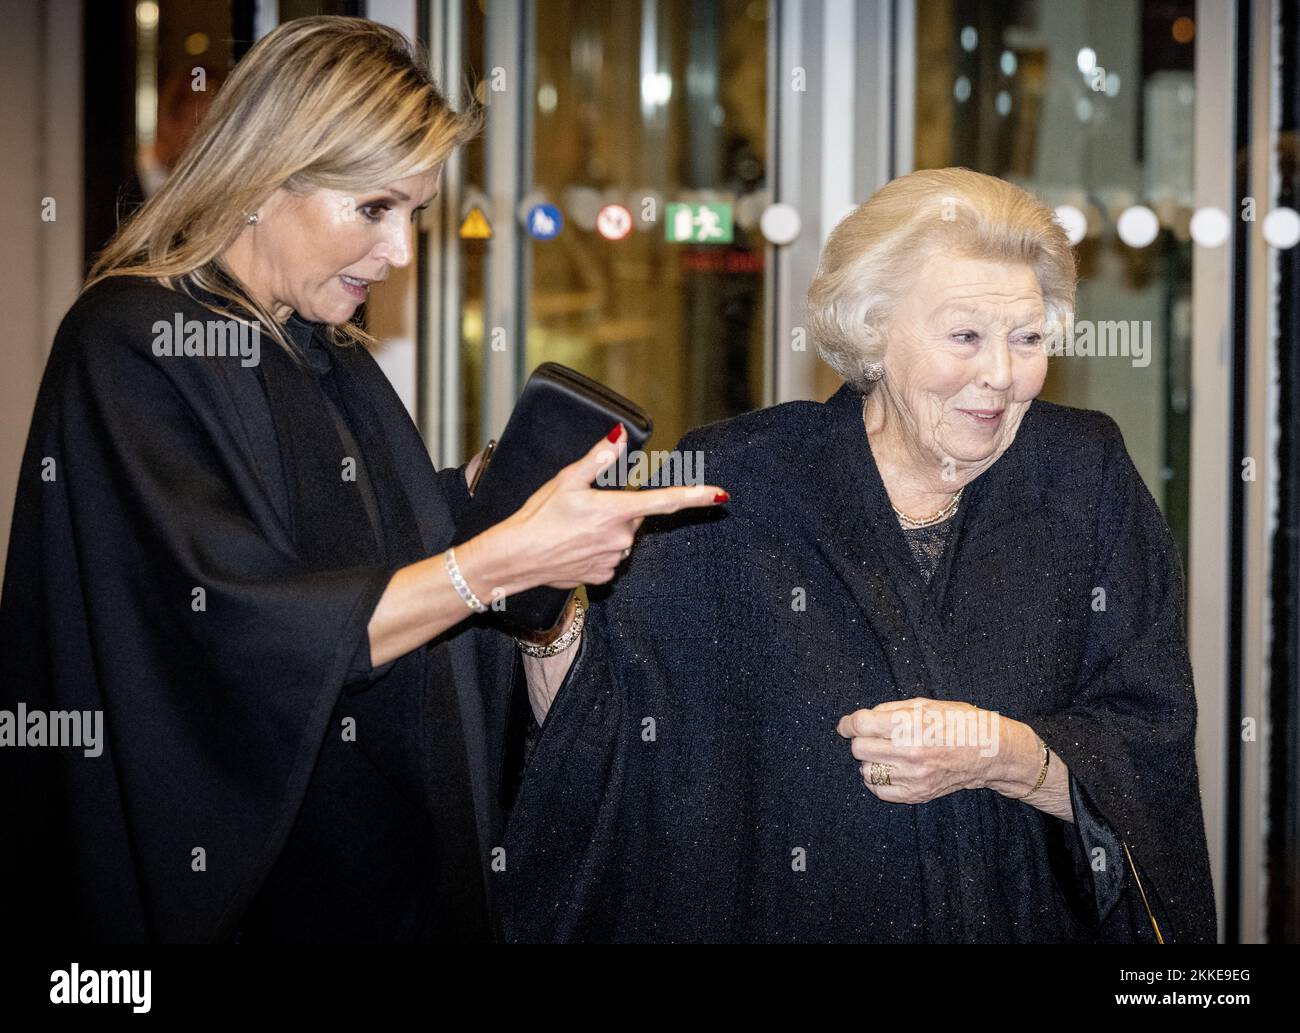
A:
[765,382,1051,700]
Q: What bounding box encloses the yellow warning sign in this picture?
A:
[459,208,492,239]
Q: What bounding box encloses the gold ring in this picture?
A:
[868,762,894,786]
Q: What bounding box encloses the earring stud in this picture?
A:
[245,212,260,225]
[864,361,885,382]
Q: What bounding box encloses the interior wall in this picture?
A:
[0,0,83,585]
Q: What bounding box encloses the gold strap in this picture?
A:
[1122,841,1165,944]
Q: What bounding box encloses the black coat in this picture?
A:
[501,383,1219,943]
[0,275,522,943]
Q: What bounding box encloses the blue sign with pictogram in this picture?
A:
[525,203,564,240]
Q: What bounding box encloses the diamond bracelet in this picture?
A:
[444,547,487,614]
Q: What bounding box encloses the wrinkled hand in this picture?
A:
[836,697,1003,804]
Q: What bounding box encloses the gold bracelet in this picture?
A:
[1024,736,1050,797]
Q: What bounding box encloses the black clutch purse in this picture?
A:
[451,362,653,631]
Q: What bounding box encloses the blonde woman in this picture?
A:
[0,17,725,944]
[503,168,1218,943]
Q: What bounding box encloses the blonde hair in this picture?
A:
[85,15,482,354]
[806,167,1077,392]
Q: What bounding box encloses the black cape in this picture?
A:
[501,384,1218,943]
[1,275,523,942]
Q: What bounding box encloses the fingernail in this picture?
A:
[607,422,624,442]
[713,490,730,504]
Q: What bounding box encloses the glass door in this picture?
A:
[432,0,769,463]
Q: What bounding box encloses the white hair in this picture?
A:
[806,167,1077,392]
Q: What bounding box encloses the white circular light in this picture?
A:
[1104,72,1121,97]
[1189,207,1231,248]
[1000,50,1017,76]
[960,26,978,52]
[760,203,802,246]
[1077,47,1097,74]
[1054,204,1088,245]
[995,90,1012,116]
[954,76,971,103]
[1117,205,1160,248]
[1262,207,1300,249]
[1075,97,1093,122]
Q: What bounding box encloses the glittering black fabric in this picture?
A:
[501,382,1217,943]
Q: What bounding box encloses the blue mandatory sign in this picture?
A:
[525,203,564,240]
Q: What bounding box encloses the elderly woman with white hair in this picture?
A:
[502,167,1218,943]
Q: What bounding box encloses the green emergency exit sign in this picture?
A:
[665,202,734,244]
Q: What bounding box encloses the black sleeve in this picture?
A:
[1031,416,1217,943]
[0,299,401,942]
[1042,771,1129,933]
[433,463,473,524]
[500,442,737,942]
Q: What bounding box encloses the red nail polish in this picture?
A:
[713,490,730,504]
[607,422,624,442]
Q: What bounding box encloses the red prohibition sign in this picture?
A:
[596,203,633,241]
